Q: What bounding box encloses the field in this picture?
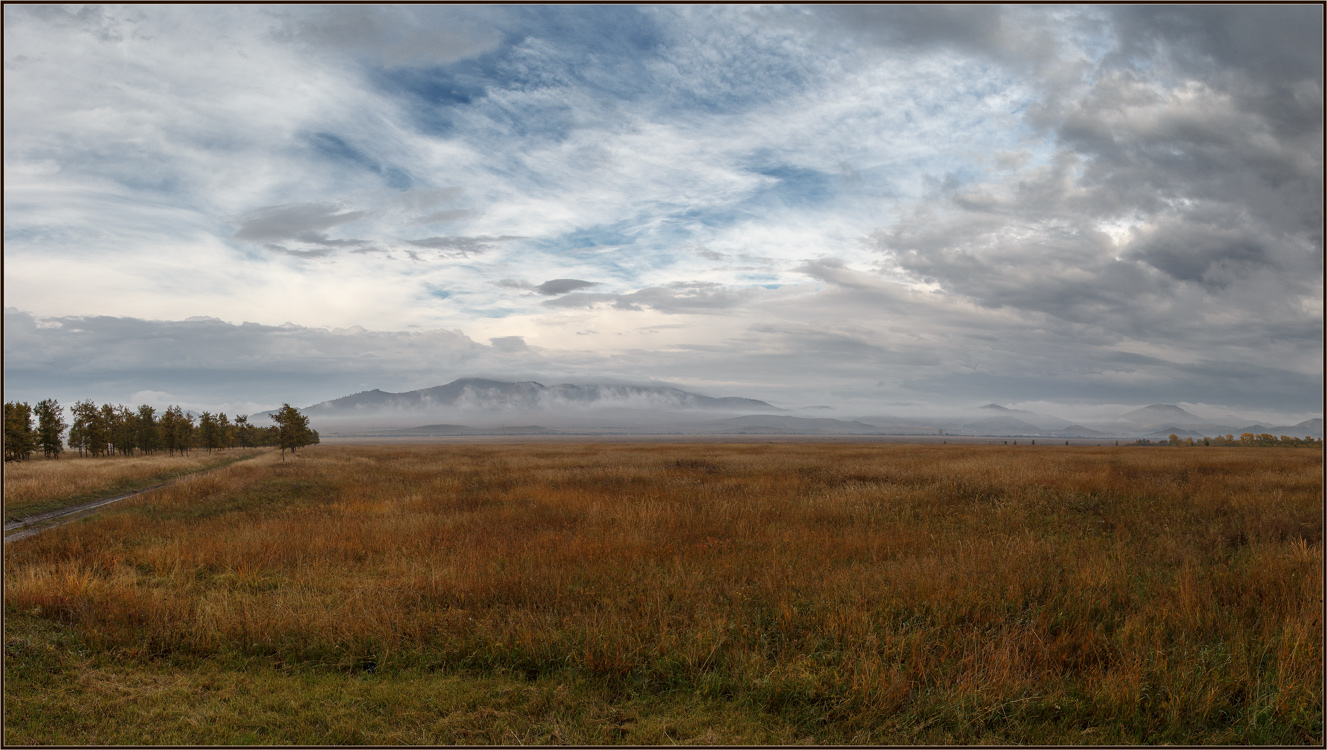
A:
[3,449,269,522]
[3,442,1322,744]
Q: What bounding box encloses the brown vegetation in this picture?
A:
[2,449,268,521]
[4,443,1322,743]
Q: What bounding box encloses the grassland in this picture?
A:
[4,442,1321,744]
[3,449,270,522]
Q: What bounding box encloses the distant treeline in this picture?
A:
[1136,433,1322,448]
[4,399,318,462]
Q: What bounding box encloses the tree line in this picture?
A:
[4,399,317,462]
[1134,432,1324,447]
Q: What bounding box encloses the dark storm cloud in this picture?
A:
[1124,216,1272,291]
[1107,5,1322,85]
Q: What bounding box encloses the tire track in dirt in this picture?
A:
[4,453,267,544]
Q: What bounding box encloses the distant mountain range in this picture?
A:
[1091,404,1323,440]
[257,379,1322,439]
[298,378,779,415]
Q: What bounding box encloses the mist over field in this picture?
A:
[215,377,1320,441]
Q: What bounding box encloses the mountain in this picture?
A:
[1291,418,1324,437]
[300,378,780,415]
[1118,404,1207,429]
[1230,418,1324,439]
[978,404,1074,430]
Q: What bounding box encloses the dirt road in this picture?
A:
[3,455,263,544]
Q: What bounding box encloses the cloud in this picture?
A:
[405,235,525,257]
[1107,6,1322,86]
[489,335,528,352]
[534,279,598,295]
[808,5,1055,68]
[302,131,414,191]
[542,282,755,314]
[233,202,371,243]
[414,209,476,225]
[1124,215,1274,290]
[265,245,339,259]
[3,7,1320,418]
[2,308,493,409]
[277,5,505,68]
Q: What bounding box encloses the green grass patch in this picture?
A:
[3,613,801,745]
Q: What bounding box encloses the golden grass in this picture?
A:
[2,448,269,520]
[4,442,1322,744]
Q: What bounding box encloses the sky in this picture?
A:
[3,5,1323,423]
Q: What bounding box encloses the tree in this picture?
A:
[218,413,234,449]
[136,405,160,455]
[272,403,314,460]
[234,415,254,449]
[4,402,37,461]
[99,404,118,455]
[197,411,220,453]
[68,403,86,457]
[111,405,137,457]
[69,400,106,457]
[159,406,191,456]
[34,399,66,459]
[179,410,196,453]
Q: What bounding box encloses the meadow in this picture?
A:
[3,449,269,522]
[3,442,1322,744]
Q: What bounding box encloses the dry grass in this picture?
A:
[3,449,268,520]
[4,442,1322,744]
